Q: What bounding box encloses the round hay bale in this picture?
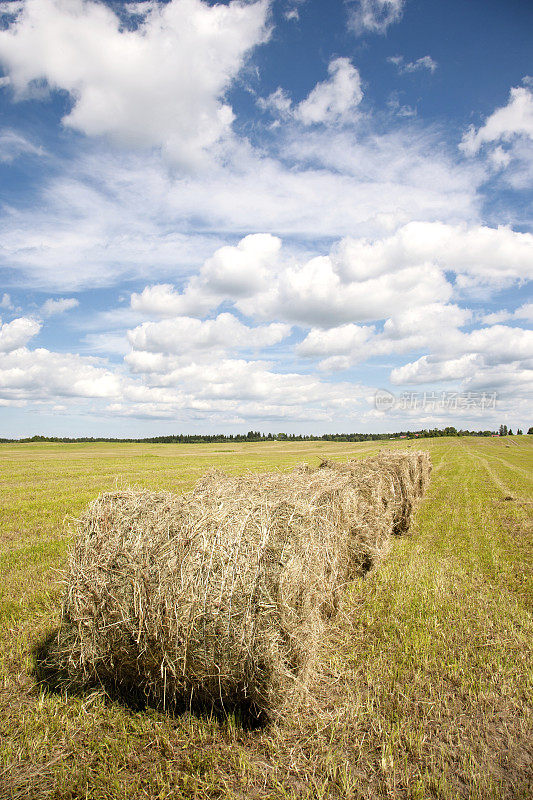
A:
[52,451,431,720]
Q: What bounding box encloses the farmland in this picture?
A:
[0,436,532,799]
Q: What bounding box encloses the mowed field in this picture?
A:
[0,437,531,800]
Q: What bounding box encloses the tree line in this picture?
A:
[1,425,530,444]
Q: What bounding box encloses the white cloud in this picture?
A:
[130,283,209,318]
[122,2,157,16]
[259,58,363,127]
[199,233,280,296]
[81,332,130,356]
[489,146,511,169]
[348,0,404,36]
[0,158,226,289]
[0,346,121,400]
[382,303,471,340]
[388,55,437,74]
[462,363,533,401]
[294,58,364,125]
[0,2,24,15]
[130,234,281,318]
[460,83,533,188]
[0,113,484,291]
[0,128,44,161]
[243,259,451,327]
[283,0,306,22]
[127,223,531,336]
[464,325,533,364]
[0,293,13,310]
[461,85,533,156]
[0,337,373,426]
[391,353,482,384]
[257,87,293,118]
[0,316,40,352]
[389,352,533,420]
[134,237,454,329]
[0,0,270,169]
[297,323,374,358]
[297,303,471,372]
[386,91,416,118]
[41,297,79,317]
[334,221,533,289]
[390,325,533,384]
[119,354,368,423]
[482,302,533,325]
[127,313,290,354]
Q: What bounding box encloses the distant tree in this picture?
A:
[508,429,514,435]
[517,429,523,435]
[528,427,533,435]
[443,426,458,436]
[499,424,508,436]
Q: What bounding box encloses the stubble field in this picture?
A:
[0,436,531,799]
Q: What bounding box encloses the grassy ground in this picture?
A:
[0,437,531,799]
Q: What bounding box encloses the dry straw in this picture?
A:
[50,451,431,721]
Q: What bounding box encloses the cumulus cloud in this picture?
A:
[127,313,290,354]
[461,84,533,156]
[460,83,533,187]
[390,353,533,412]
[130,234,281,318]
[390,325,533,384]
[348,0,404,36]
[294,58,364,125]
[297,323,374,358]
[297,303,472,372]
[130,283,209,319]
[132,224,530,337]
[382,303,472,340]
[0,346,121,400]
[333,221,533,289]
[119,354,368,423]
[134,245,453,330]
[243,259,451,327]
[0,339,368,426]
[41,297,79,316]
[0,293,13,310]
[391,353,483,385]
[462,362,533,401]
[0,0,270,168]
[482,302,533,325]
[199,233,281,297]
[259,58,363,126]
[0,316,40,352]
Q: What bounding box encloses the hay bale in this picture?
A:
[52,451,431,720]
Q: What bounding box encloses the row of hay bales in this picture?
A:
[49,451,431,721]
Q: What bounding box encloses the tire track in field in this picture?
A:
[482,452,532,485]
[461,445,515,498]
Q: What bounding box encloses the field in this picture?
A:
[0,436,532,800]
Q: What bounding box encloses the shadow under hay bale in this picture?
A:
[44,451,431,723]
[32,628,267,727]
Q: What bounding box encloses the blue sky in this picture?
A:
[0,0,531,437]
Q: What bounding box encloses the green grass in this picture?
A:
[0,437,532,799]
